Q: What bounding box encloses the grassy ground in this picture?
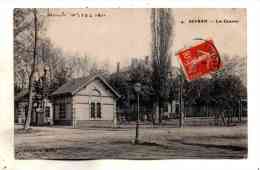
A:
[14,123,247,160]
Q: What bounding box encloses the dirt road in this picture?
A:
[15,125,247,159]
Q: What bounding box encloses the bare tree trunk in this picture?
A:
[154,101,159,124]
[158,99,162,125]
[221,111,226,126]
[238,100,240,121]
[151,108,156,125]
[214,112,218,126]
[239,100,242,123]
[206,103,209,117]
[179,105,184,128]
[24,9,38,130]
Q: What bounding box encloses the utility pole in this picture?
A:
[179,74,184,128]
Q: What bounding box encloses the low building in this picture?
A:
[50,74,121,128]
[14,90,53,125]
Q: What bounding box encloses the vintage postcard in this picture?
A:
[13,8,247,160]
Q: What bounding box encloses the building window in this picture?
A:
[90,102,102,119]
[59,104,65,119]
[91,102,95,118]
[97,102,101,118]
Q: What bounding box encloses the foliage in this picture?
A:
[14,9,104,95]
[108,58,154,121]
[150,9,173,124]
[14,9,47,91]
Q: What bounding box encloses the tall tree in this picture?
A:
[24,9,38,130]
[150,9,173,125]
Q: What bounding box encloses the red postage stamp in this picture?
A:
[177,39,222,81]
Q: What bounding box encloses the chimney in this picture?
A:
[117,62,120,73]
[145,56,149,64]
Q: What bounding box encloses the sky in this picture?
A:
[46,8,246,72]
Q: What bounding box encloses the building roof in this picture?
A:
[51,74,121,98]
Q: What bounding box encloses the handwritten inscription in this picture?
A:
[47,9,107,18]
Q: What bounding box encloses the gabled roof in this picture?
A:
[51,74,121,98]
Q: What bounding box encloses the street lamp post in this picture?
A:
[134,82,141,144]
[179,74,184,128]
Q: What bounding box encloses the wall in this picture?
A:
[45,101,54,125]
[15,98,53,125]
[76,120,114,128]
[52,96,73,125]
[15,100,27,124]
[72,78,117,127]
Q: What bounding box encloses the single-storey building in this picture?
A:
[50,74,121,128]
[14,90,53,125]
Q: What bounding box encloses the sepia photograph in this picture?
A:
[13,8,247,160]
